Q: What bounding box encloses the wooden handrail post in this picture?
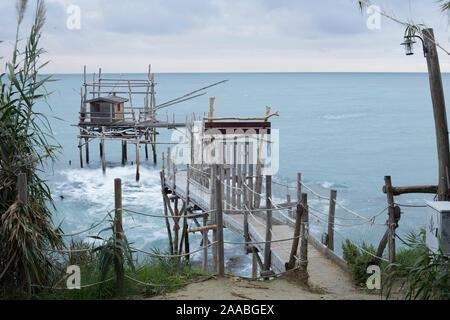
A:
[203,213,208,272]
[215,165,225,276]
[299,193,309,281]
[286,173,302,270]
[327,189,337,251]
[287,194,292,218]
[186,164,190,206]
[263,175,272,273]
[252,250,258,279]
[384,176,396,264]
[210,164,218,272]
[114,178,124,295]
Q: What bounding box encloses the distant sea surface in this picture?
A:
[39,72,450,276]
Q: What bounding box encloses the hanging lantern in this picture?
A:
[401,38,416,56]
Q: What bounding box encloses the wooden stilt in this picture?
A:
[184,214,190,261]
[101,139,106,173]
[78,139,83,168]
[160,171,174,255]
[122,140,126,165]
[85,138,89,164]
[145,132,149,160]
[203,213,208,272]
[136,139,140,181]
[152,130,157,164]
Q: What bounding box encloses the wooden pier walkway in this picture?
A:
[162,164,365,295]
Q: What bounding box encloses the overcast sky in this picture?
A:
[0,0,449,73]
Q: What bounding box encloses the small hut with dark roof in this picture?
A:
[85,95,128,124]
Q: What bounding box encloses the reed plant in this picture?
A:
[383,230,450,300]
[0,0,63,297]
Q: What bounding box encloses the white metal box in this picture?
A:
[426,201,450,255]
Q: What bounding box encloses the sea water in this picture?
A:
[38,72,450,276]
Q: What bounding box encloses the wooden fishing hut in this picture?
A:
[75,65,227,181]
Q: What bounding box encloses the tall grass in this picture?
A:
[0,0,63,297]
[383,230,450,300]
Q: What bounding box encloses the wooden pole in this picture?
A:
[145,132,149,160]
[423,28,450,201]
[299,193,308,281]
[287,194,292,218]
[215,165,225,276]
[248,142,254,210]
[252,249,258,279]
[114,178,124,295]
[101,139,106,173]
[160,171,174,255]
[385,176,396,264]
[327,189,337,251]
[85,138,89,164]
[210,165,218,272]
[232,139,237,208]
[286,174,302,270]
[78,139,83,168]
[186,165,190,206]
[263,175,272,273]
[237,143,242,210]
[209,97,215,122]
[203,213,208,272]
[152,130,157,164]
[136,139,140,181]
[121,140,126,165]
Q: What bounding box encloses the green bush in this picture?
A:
[342,239,378,286]
[383,230,450,300]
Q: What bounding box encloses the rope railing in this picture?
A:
[31,277,115,290]
[124,275,187,287]
[224,234,301,245]
[307,204,388,227]
[122,207,215,219]
[394,202,427,208]
[130,241,217,258]
[58,209,113,237]
[310,210,390,263]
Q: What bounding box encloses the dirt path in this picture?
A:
[148,242,381,300]
[147,276,380,300]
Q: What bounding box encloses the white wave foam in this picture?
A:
[323,113,365,120]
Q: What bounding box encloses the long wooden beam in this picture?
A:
[382,185,438,195]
